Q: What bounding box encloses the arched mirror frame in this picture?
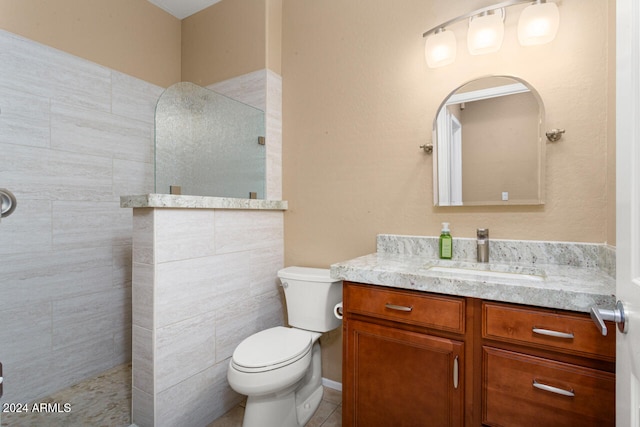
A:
[432,75,546,207]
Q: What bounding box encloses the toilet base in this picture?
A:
[295,385,323,426]
[241,342,324,427]
[294,341,323,425]
[243,390,299,427]
[242,383,324,427]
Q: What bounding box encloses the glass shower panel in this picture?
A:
[155,82,266,199]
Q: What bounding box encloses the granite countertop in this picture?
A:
[120,194,288,210]
[330,234,617,313]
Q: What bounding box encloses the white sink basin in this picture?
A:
[428,266,545,281]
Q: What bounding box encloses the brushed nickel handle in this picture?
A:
[532,327,575,339]
[0,188,16,218]
[532,379,575,397]
[590,300,628,336]
[385,303,413,312]
[453,356,459,389]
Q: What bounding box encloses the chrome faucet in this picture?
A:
[477,229,489,263]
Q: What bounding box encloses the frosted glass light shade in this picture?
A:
[518,1,560,46]
[467,13,504,55]
[425,29,457,68]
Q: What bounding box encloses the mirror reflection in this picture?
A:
[433,76,545,207]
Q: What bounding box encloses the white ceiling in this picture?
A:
[147,0,222,19]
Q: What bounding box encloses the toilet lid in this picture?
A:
[232,327,312,371]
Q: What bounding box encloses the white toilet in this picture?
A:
[227,266,343,427]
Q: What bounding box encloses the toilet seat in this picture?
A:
[232,327,313,373]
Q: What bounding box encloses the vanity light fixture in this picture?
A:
[424,28,457,68]
[518,0,560,46]
[467,10,505,55]
[423,0,559,68]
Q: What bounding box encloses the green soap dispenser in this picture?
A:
[439,222,453,259]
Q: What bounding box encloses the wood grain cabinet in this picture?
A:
[343,282,466,427]
[481,302,616,427]
[342,282,616,427]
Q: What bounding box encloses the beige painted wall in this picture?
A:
[282,0,615,382]
[182,0,267,86]
[267,0,283,75]
[0,0,181,87]
[282,0,613,261]
[0,0,280,88]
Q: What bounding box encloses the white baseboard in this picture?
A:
[321,377,342,392]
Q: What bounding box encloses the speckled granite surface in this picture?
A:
[331,234,616,313]
[120,194,288,210]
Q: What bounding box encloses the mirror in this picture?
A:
[432,76,545,206]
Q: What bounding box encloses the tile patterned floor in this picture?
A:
[1,363,132,427]
[1,363,342,427]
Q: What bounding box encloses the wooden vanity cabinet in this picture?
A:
[342,282,467,427]
[342,282,616,427]
[481,301,616,427]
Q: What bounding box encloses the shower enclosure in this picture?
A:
[154,82,266,199]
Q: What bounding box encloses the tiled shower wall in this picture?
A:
[131,208,285,427]
[0,28,285,408]
[0,29,162,404]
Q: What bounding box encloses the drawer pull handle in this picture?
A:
[532,327,575,339]
[532,379,575,397]
[385,303,413,312]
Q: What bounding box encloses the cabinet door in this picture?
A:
[344,319,464,427]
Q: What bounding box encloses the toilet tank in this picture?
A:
[278,267,343,332]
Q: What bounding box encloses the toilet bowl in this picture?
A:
[227,267,342,427]
[228,326,319,396]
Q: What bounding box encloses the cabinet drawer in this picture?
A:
[345,283,465,333]
[483,302,615,360]
[483,346,615,427]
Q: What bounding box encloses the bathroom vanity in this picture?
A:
[332,235,617,427]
